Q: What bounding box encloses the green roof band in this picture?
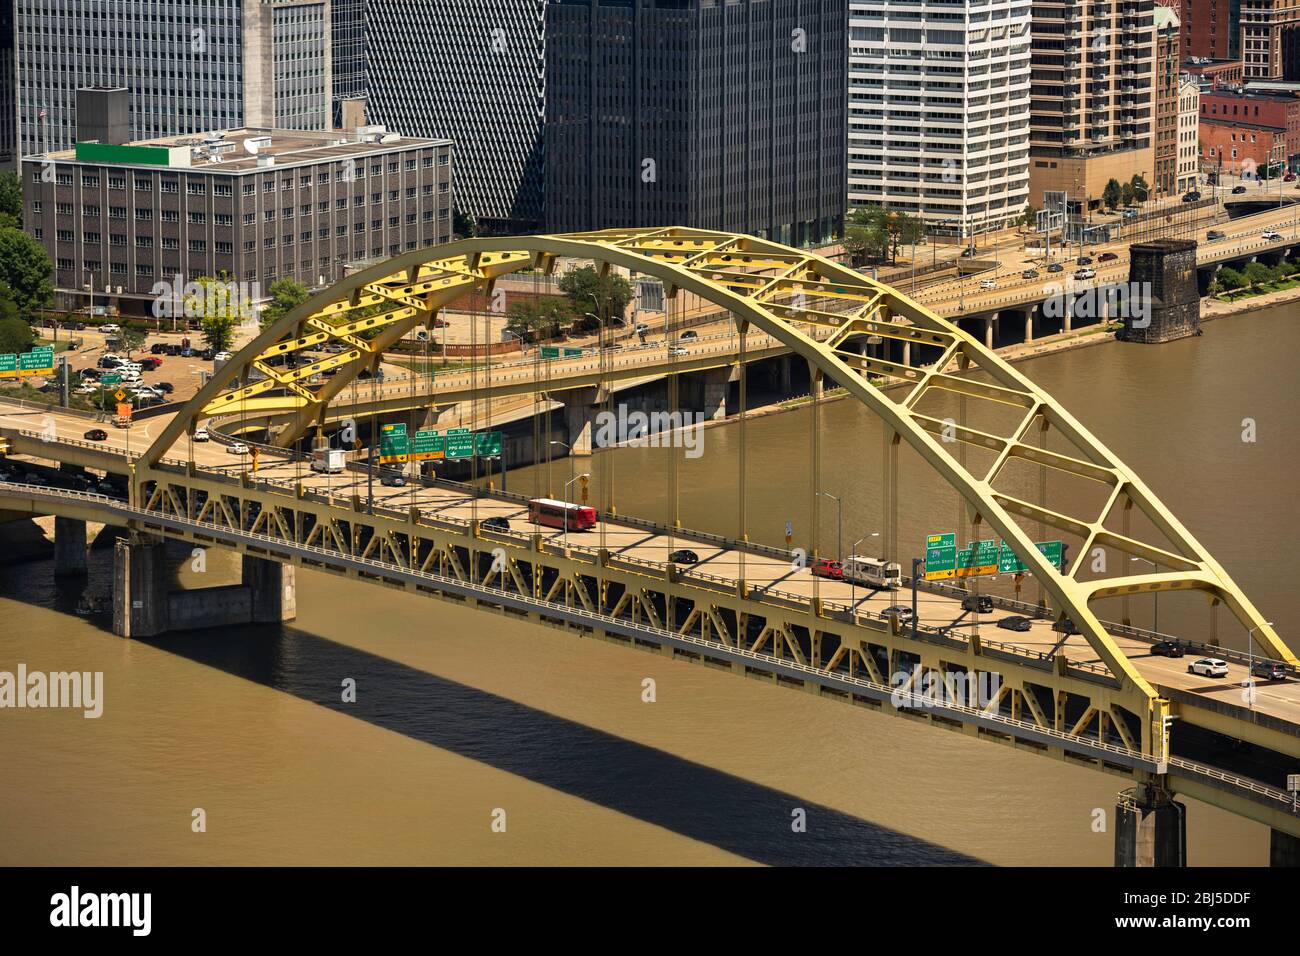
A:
[74,142,177,166]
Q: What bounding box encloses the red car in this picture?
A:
[811,558,843,579]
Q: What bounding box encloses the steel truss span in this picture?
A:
[143,227,1293,712]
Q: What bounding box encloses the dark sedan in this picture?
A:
[84,429,108,441]
[668,549,699,564]
[996,615,1033,633]
[1151,641,1185,658]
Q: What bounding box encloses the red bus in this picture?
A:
[528,498,598,531]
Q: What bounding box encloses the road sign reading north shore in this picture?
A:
[411,429,445,461]
[379,423,409,463]
[923,532,958,580]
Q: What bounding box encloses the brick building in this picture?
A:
[1199,118,1289,176]
[1201,89,1300,167]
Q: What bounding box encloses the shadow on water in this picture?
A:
[10,554,986,866]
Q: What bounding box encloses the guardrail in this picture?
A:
[7,476,1298,813]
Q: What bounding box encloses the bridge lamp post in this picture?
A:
[1131,556,1159,636]
[1245,622,1274,707]
[562,473,590,552]
[818,491,842,563]
[550,440,574,492]
[849,531,879,619]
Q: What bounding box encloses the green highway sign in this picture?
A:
[563,347,583,358]
[541,346,561,359]
[378,423,409,463]
[445,433,475,459]
[101,373,122,386]
[0,354,16,379]
[998,540,1065,574]
[923,532,958,580]
[447,427,469,435]
[19,348,55,374]
[411,429,445,461]
[474,431,503,456]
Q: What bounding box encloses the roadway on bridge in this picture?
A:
[234,454,1300,727]
[4,395,1300,726]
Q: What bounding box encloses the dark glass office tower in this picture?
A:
[545,0,846,246]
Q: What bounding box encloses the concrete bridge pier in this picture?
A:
[702,366,737,421]
[1270,828,1300,867]
[1114,786,1186,867]
[53,516,87,576]
[779,355,793,393]
[113,535,298,639]
[563,386,604,455]
[983,315,995,350]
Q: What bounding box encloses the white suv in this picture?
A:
[1262,230,1282,241]
[1188,658,1229,678]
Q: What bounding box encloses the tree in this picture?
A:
[1242,261,1276,290]
[260,276,311,329]
[452,208,478,240]
[0,171,20,229]
[1018,204,1039,230]
[1129,174,1150,204]
[558,265,634,328]
[842,205,927,265]
[1120,182,1135,207]
[116,324,148,357]
[505,298,574,343]
[186,274,248,353]
[0,284,33,354]
[1215,266,1244,292]
[1103,179,1122,210]
[0,226,53,314]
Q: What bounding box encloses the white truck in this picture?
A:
[843,555,902,590]
[311,447,346,474]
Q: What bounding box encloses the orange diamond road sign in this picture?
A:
[114,389,127,402]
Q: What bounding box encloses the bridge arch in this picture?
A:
[140,227,1293,694]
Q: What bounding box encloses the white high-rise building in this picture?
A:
[847,0,1033,240]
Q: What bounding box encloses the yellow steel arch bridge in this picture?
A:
[3,228,1296,851]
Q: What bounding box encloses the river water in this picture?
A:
[2,304,1295,866]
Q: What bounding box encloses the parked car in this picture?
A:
[83,428,108,441]
[668,549,700,564]
[1188,657,1228,678]
[150,343,167,354]
[996,615,1033,633]
[192,428,210,442]
[1285,172,1298,183]
[1181,190,1202,202]
[1098,252,1118,262]
[1151,641,1185,658]
[1231,185,1248,194]
[811,558,843,579]
[1021,269,1039,280]
[883,604,914,622]
[153,381,174,394]
[961,594,993,613]
[1250,660,1288,681]
[480,516,511,531]
[227,442,250,455]
[1206,229,1227,241]
[100,323,121,334]
[1120,208,1139,219]
[1047,263,1065,273]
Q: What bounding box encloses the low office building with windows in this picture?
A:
[23,126,452,315]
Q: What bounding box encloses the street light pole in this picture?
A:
[562,472,590,551]
[818,491,842,563]
[849,531,879,619]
